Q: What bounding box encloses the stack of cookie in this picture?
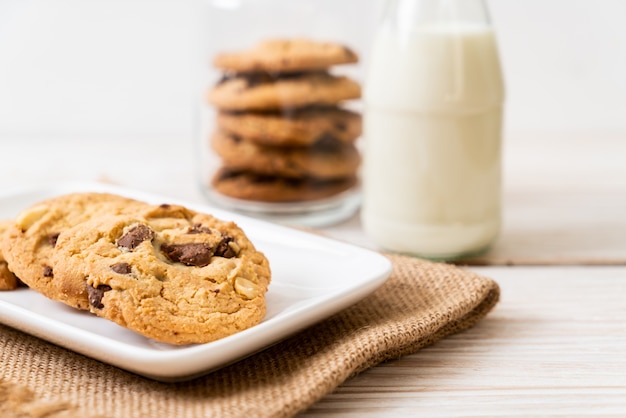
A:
[0,192,271,345]
[207,38,363,203]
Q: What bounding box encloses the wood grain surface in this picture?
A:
[300,266,626,417]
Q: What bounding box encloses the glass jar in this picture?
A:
[193,0,381,227]
[361,0,505,260]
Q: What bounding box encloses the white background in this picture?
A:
[0,0,625,139]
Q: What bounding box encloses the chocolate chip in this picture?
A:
[313,133,341,151]
[334,121,347,132]
[220,71,309,89]
[188,224,211,234]
[279,106,297,119]
[256,175,279,184]
[110,262,132,275]
[161,243,213,267]
[216,168,241,181]
[279,71,307,80]
[244,72,275,88]
[43,266,53,277]
[87,284,112,309]
[117,224,154,251]
[342,45,357,60]
[48,232,60,247]
[159,203,171,209]
[214,236,237,258]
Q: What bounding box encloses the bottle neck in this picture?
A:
[383,0,492,32]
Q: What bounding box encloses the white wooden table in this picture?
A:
[1,131,625,416]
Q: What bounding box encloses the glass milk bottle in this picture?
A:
[361,0,505,260]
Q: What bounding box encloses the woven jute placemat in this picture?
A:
[0,253,499,418]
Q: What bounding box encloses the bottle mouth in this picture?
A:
[386,0,492,32]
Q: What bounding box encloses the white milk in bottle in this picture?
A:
[361,0,505,259]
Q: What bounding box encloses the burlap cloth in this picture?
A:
[0,253,499,418]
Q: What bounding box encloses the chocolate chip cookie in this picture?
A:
[213,38,358,73]
[212,168,358,203]
[208,71,361,111]
[216,107,362,147]
[1,193,147,308]
[51,203,271,345]
[0,220,20,290]
[211,131,361,180]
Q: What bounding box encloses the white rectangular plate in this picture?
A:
[0,182,392,381]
